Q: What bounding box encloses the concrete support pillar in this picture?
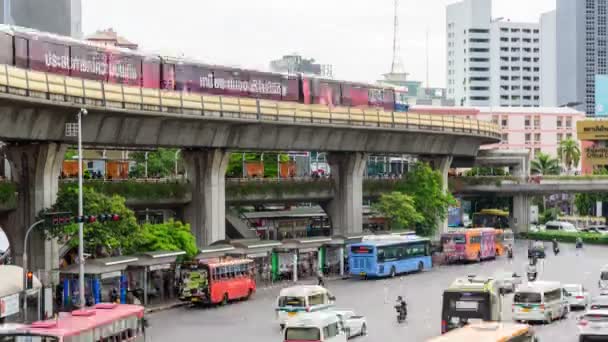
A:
[513,194,530,234]
[0,142,67,272]
[182,149,230,247]
[292,251,298,283]
[323,152,367,235]
[427,156,453,239]
[509,155,530,181]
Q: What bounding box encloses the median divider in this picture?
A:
[520,230,608,244]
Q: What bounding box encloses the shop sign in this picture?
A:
[0,293,20,318]
[585,147,608,165]
[149,264,171,271]
[577,121,608,140]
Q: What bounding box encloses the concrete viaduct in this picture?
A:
[0,65,500,272]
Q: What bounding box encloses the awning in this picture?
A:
[195,244,235,260]
[0,265,42,298]
[215,239,281,258]
[280,236,332,252]
[128,250,186,269]
[58,256,139,276]
[326,233,366,246]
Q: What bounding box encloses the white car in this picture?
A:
[565,284,591,309]
[578,309,608,341]
[333,310,367,339]
[493,271,523,293]
[590,296,608,311]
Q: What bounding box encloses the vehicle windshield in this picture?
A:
[514,292,542,303]
[0,336,59,342]
[278,296,306,307]
[564,285,581,293]
[584,314,608,322]
[285,327,321,341]
[601,272,608,281]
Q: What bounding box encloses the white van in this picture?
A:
[599,265,608,290]
[513,281,569,324]
[544,221,578,233]
[276,285,335,329]
[284,312,347,342]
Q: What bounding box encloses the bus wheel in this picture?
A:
[221,293,229,306]
[390,266,396,278]
[417,262,424,273]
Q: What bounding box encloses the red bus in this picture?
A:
[180,258,256,305]
[0,303,145,341]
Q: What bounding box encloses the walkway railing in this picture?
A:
[0,64,500,139]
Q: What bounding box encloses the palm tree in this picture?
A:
[557,138,581,174]
[531,152,560,175]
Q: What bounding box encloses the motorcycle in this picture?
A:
[507,247,513,259]
[553,246,560,255]
[395,304,407,323]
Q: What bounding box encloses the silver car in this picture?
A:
[565,284,591,310]
[578,309,608,341]
[590,296,608,310]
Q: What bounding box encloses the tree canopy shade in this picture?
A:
[557,138,581,173]
[130,148,180,178]
[531,152,560,175]
[45,185,140,257]
[128,220,198,259]
[372,192,423,230]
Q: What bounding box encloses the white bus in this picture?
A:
[284,312,347,342]
[276,285,335,329]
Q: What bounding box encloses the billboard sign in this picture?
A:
[597,75,608,116]
[585,147,608,165]
[577,120,608,140]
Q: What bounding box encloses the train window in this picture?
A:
[161,62,176,90]
[70,45,106,81]
[0,33,13,65]
[14,37,28,68]
[142,57,161,89]
[29,38,70,75]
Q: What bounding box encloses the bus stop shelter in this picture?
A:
[195,244,235,261]
[126,251,185,306]
[214,239,281,285]
[324,233,365,276]
[58,256,138,308]
[276,237,332,282]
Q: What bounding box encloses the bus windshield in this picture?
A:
[473,213,509,229]
[442,291,492,331]
[278,296,306,307]
[601,271,608,281]
[285,327,321,341]
[0,336,59,342]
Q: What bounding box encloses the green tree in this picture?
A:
[372,192,423,230]
[130,148,180,178]
[530,152,560,175]
[400,162,456,237]
[45,185,139,257]
[128,220,197,259]
[464,167,507,176]
[557,138,581,174]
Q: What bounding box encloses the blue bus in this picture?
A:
[348,237,432,278]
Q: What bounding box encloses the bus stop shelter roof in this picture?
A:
[195,244,235,260]
[326,233,366,246]
[58,256,139,275]
[128,250,186,268]
[280,236,332,250]
[214,239,282,257]
[241,206,327,220]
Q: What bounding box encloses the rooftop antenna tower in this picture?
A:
[390,0,405,74]
[425,27,430,88]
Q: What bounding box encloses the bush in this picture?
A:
[59,180,188,201]
[521,230,608,245]
[0,182,17,208]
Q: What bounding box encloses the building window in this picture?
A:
[525,133,531,144]
[534,133,541,143]
[491,115,499,125]
[557,116,563,128]
[534,116,540,129]
[557,133,563,142]
[534,148,541,157]
[566,117,572,128]
[525,116,531,128]
[567,133,572,139]
[501,133,508,144]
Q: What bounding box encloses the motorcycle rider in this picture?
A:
[526,256,538,281]
[552,238,559,255]
[395,296,407,321]
[507,244,513,258]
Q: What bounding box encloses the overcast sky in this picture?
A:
[82,0,555,88]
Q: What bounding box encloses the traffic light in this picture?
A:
[44,211,73,227]
[26,271,33,289]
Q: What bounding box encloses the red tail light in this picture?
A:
[579,319,588,326]
[441,320,447,334]
[576,296,584,299]
[539,304,545,310]
[305,306,311,312]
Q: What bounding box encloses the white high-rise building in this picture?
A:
[446,0,542,107]
[540,10,557,107]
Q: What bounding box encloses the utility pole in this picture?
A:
[390,0,405,74]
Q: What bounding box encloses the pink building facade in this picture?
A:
[411,106,585,163]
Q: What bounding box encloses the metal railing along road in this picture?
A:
[0,64,501,138]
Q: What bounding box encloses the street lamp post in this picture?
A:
[144,152,149,178]
[77,108,87,308]
[22,219,45,322]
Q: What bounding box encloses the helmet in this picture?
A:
[397,296,403,301]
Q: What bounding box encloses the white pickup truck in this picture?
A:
[333,310,367,339]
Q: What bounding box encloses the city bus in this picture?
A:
[428,322,537,342]
[180,258,256,305]
[0,303,145,341]
[472,209,510,229]
[441,276,502,334]
[348,236,432,278]
[441,228,496,263]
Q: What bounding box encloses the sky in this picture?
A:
[82,0,555,88]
